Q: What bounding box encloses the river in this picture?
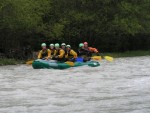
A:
[0,56,150,113]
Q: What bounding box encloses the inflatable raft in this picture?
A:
[32,59,100,69]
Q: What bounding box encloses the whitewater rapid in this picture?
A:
[0,56,150,113]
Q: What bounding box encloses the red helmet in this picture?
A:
[84,42,88,45]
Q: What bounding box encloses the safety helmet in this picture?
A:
[66,45,71,48]
[61,43,66,46]
[41,43,46,47]
[79,43,84,47]
[55,43,60,47]
[84,42,88,45]
[50,44,54,47]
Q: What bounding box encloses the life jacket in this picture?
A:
[78,48,91,57]
[62,48,67,55]
[41,49,49,58]
[84,47,90,52]
[55,48,65,59]
[50,48,55,55]
[67,49,74,58]
[55,49,60,56]
[78,48,85,56]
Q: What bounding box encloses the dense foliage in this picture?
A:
[0,0,150,58]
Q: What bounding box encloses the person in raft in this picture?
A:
[49,44,55,58]
[65,45,77,62]
[61,43,67,56]
[61,43,66,51]
[83,42,99,56]
[52,43,65,62]
[78,43,91,62]
[38,43,51,60]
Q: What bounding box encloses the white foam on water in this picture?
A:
[0,56,150,113]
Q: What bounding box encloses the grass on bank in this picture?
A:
[0,58,24,66]
[104,50,150,58]
[0,50,150,66]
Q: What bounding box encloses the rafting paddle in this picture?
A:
[91,56,102,60]
[91,55,113,62]
[26,57,49,65]
[65,61,74,66]
[103,56,113,62]
[26,60,74,66]
[26,60,34,65]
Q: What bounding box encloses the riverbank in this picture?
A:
[104,50,150,58]
[0,50,150,65]
[0,58,24,66]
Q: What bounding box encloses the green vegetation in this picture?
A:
[104,50,150,58]
[0,50,149,65]
[0,58,23,66]
[0,0,150,55]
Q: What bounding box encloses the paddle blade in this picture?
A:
[65,61,74,66]
[91,56,102,61]
[104,56,113,62]
[26,60,33,65]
